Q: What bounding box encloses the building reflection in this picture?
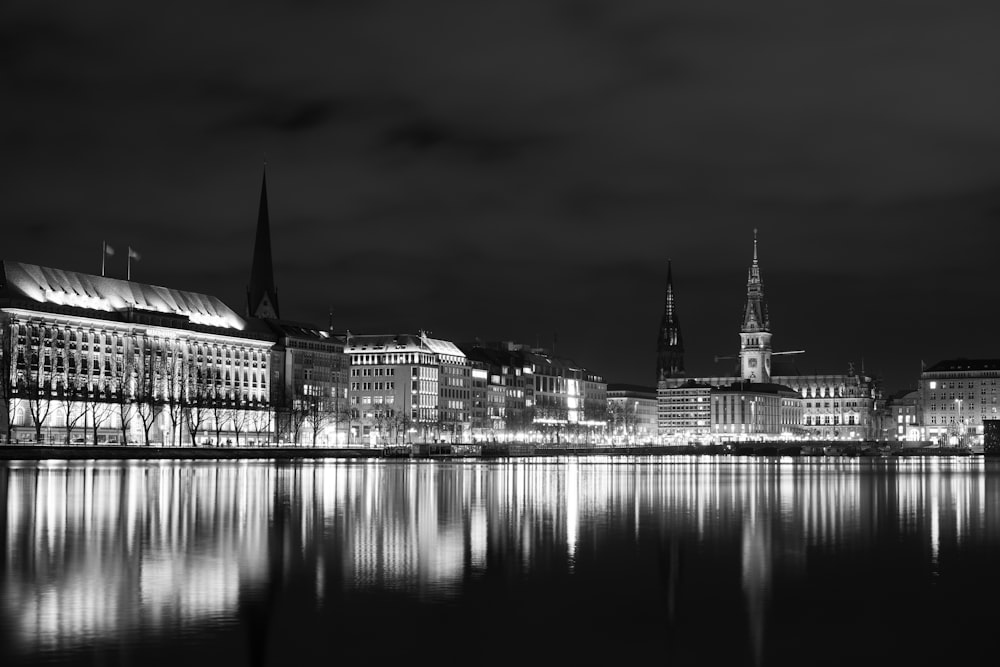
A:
[2,457,997,661]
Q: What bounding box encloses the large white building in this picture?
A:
[1,260,275,446]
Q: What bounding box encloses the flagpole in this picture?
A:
[102,241,106,277]
[127,247,131,281]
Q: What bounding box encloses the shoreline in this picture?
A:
[0,442,981,461]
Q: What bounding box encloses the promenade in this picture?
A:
[0,441,978,460]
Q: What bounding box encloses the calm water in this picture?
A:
[1,456,998,666]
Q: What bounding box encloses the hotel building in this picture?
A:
[0,261,274,445]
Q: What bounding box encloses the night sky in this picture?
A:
[4,1,1000,394]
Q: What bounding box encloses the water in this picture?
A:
[1,456,997,666]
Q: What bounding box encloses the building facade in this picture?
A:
[607,384,658,444]
[919,358,1000,448]
[710,382,803,440]
[883,389,921,442]
[344,332,470,445]
[461,341,607,444]
[1,261,275,446]
[657,380,713,443]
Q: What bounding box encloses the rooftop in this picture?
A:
[924,358,1000,374]
[1,260,246,331]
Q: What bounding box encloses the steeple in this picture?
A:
[246,168,280,319]
[656,259,685,382]
[739,230,772,382]
[742,228,769,333]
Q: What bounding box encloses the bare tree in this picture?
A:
[110,354,136,445]
[210,390,229,446]
[57,380,87,445]
[286,400,309,446]
[230,400,249,447]
[183,366,210,446]
[22,325,54,443]
[250,407,273,446]
[163,353,186,446]
[87,389,115,446]
[1,320,15,443]
[134,345,162,446]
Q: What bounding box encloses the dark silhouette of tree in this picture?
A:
[184,366,210,446]
[22,324,54,443]
[109,353,136,445]
[134,344,162,446]
[57,379,87,445]
[1,321,15,443]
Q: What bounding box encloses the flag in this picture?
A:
[104,243,115,256]
[128,247,141,261]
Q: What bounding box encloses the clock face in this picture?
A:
[765,358,770,369]
[749,358,758,368]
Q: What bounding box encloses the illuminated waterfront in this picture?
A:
[2,457,998,666]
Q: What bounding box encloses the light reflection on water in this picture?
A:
[2,456,998,666]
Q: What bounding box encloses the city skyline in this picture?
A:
[5,1,1000,394]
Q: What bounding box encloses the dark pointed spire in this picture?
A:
[742,229,769,333]
[656,259,685,381]
[247,168,280,319]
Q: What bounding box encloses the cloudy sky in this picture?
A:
[3,0,999,393]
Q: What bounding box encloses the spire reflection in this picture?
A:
[1,457,996,663]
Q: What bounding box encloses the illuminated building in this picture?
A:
[657,232,880,442]
[259,319,348,445]
[710,381,803,440]
[883,388,921,442]
[658,379,712,442]
[606,384,658,444]
[461,343,532,440]
[461,341,607,443]
[919,358,1000,448]
[344,331,470,444]
[0,260,274,445]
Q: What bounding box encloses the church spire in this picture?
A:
[742,228,768,333]
[656,259,685,381]
[247,168,280,319]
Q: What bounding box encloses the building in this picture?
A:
[710,381,803,440]
[919,358,1000,448]
[656,232,880,442]
[1,260,275,446]
[606,384,658,444]
[658,380,713,443]
[259,319,348,446]
[461,342,533,441]
[883,389,921,443]
[461,341,607,444]
[344,332,470,445]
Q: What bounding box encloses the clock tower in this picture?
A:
[739,230,772,382]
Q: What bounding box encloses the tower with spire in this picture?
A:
[246,169,280,320]
[739,229,772,382]
[656,260,685,381]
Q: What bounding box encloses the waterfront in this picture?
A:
[2,457,998,666]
